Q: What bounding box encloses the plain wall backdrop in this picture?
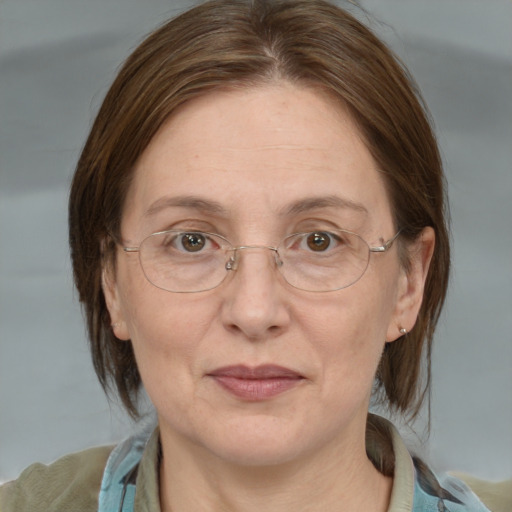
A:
[1,0,511,482]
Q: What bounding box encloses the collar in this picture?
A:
[99,416,490,512]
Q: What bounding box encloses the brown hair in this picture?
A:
[69,0,450,428]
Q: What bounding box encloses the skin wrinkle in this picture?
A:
[126,194,372,251]
[68,1,450,433]
[143,194,369,221]
[104,84,433,512]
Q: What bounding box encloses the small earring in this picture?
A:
[111,322,120,328]
[399,327,407,335]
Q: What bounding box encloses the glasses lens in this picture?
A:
[279,230,370,292]
[136,229,371,293]
[139,231,231,292]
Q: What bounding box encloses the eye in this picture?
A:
[157,231,219,254]
[305,232,332,252]
[180,232,206,252]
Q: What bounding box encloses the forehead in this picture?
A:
[138,83,367,170]
[123,83,393,236]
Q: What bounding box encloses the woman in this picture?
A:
[1,0,509,511]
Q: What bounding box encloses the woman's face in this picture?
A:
[105,83,430,466]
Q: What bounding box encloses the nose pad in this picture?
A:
[224,247,282,273]
[225,255,237,271]
[220,246,290,339]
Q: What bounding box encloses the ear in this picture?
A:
[102,264,131,341]
[386,226,435,342]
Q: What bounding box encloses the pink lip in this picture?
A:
[208,365,304,400]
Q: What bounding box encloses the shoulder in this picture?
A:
[0,445,114,512]
[413,456,511,512]
[453,473,512,512]
[378,417,510,512]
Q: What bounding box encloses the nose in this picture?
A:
[220,247,291,340]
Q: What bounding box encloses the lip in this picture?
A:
[207,365,304,400]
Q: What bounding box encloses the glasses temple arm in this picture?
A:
[369,230,401,253]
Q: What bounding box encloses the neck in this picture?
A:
[158,422,392,512]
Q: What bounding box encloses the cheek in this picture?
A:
[302,275,398,392]
[122,294,220,426]
[308,290,393,352]
[312,306,384,380]
[115,259,217,379]
[129,298,212,357]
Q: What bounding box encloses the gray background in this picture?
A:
[1,0,511,483]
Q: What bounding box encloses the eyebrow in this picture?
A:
[144,194,368,218]
[281,195,368,217]
[144,195,228,217]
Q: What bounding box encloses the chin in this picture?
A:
[210,440,305,468]
[196,416,319,468]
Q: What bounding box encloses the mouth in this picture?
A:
[207,365,305,400]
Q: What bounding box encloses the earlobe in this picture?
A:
[102,266,130,341]
[386,227,435,342]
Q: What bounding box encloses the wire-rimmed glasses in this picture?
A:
[122,229,400,293]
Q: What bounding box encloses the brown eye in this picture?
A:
[306,232,331,251]
[181,233,206,252]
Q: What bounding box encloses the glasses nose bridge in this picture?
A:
[225,244,282,272]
